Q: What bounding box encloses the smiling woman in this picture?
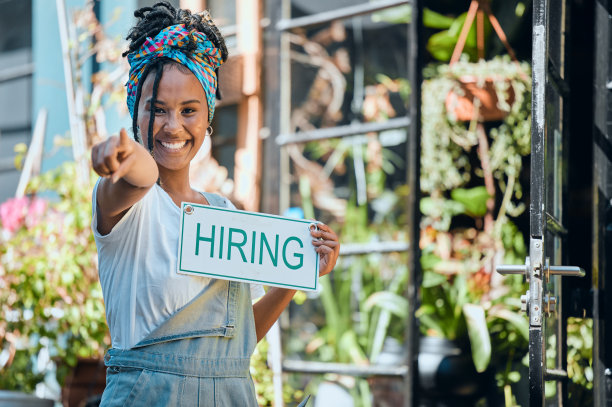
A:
[88,2,339,406]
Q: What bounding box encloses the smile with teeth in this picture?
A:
[159,140,188,150]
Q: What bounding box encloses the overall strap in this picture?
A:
[201,192,230,208]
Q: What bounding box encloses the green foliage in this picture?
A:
[419,54,532,402]
[0,162,108,393]
[424,9,491,62]
[417,272,469,341]
[567,318,594,405]
[451,186,490,217]
[293,189,409,406]
[251,338,304,406]
[463,303,490,372]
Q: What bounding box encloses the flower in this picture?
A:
[0,197,29,233]
[25,197,47,229]
[0,197,48,233]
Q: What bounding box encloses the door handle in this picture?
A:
[496,257,585,319]
[547,265,585,277]
[496,264,528,275]
[496,259,585,279]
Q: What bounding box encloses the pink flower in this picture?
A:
[0,197,28,233]
[26,197,47,229]
[0,196,48,233]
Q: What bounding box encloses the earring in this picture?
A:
[206,126,214,137]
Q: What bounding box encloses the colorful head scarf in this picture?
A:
[126,24,224,123]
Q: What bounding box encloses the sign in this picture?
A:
[178,202,319,291]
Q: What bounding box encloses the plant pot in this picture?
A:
[418,336,487,403]
[445,76,515,122]
[368,338,406,407]
[61,357,106,407]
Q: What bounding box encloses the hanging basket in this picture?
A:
[443,0,524,122]
[445,75,515,122]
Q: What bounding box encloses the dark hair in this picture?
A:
[124,1,228,150]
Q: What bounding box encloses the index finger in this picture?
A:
[118,128,131,148]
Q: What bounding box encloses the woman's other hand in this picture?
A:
[310,223,340,277]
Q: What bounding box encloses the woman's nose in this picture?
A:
[164,111,182,134]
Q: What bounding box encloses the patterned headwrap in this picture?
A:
[126,24,224,122]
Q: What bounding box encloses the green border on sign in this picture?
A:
[178,202,319,291]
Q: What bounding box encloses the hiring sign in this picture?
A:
[177,203,319,291]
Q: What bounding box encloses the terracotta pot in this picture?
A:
[61,358,106,407]
[445,76,515,122]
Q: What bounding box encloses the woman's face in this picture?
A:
[137,65,209,172]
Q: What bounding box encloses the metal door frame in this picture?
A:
[497,0,584,405]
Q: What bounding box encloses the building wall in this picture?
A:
[0,0,32,203]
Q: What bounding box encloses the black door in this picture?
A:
[593,0,612,405]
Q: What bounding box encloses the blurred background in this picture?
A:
[0,0,608,406]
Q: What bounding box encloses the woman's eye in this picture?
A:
[182,108,195,114]
[154,107,165,114]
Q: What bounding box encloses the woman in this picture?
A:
[91,2,340,405]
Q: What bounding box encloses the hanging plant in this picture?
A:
[421,56,531,212]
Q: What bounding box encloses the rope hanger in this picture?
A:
[450,0,520,65]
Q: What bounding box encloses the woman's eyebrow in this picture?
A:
[145,98,165,106]
[143,99,200,105]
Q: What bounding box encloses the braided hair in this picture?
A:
[123,1,228,150]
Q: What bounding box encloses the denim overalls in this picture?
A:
[99,193,259,407]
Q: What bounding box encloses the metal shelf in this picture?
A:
[282,359,408,377]
[340,241,409,256]
[276,0,410,31]
[275,116,410,145]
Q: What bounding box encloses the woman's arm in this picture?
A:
[92,128,159,235]
[253,287,296,342]
[253,223,340,342]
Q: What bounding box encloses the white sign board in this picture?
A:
[178,202,319,291]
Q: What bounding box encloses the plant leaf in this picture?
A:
[489,307,529,341]
[420,251,442,270]
[422,270,447,287]
[423,8,454,29]
[463,303,491,372]
[451,186,491,217]
[364,291,409,319]
[338,330,368,364]
[372,4,411,24]
[426,31,461,62]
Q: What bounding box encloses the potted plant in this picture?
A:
[417,219,529,404]
[0,162,109,400]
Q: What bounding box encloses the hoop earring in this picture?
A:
[206,126,214,137]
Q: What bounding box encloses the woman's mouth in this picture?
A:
[158,140,188,151]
